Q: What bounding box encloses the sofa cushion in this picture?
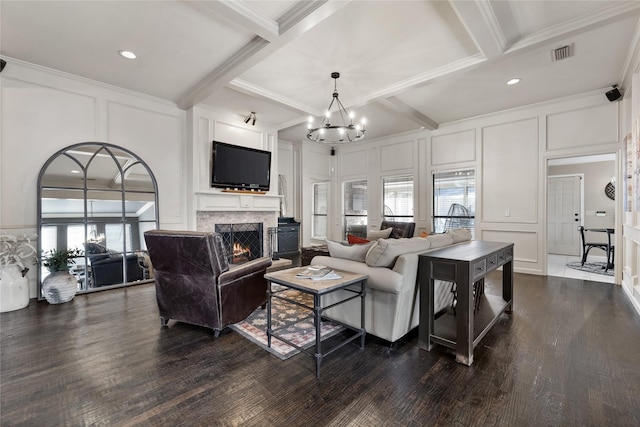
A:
[326,239,375,262]
[445,228,472,243]
[425,233,454,248]
[312,255,405,294]
[366,228,392,240]
[365,237,431,268]
[347,234,370,244]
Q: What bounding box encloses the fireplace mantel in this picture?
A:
[195,190,281,212]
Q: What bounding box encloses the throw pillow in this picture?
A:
[326,239,374,262]
[347,234,370,244]
[365,237,431,268]
[366,227,392,241]
[425,233,454,248]
[445,228,472,243]
[420,230,429,238]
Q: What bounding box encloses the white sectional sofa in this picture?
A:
[313,229,472,343]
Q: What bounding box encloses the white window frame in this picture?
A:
[311,181,329,240]
[382,175,414,223]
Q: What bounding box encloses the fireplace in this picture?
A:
[215,223,263,264]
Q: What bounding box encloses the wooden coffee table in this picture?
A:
[264,267,367,378]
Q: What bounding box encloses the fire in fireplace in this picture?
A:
[215,223,263,265]
[232,242,251,264]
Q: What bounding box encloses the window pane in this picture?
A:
[105,224,132,252]
[312,182,328,239]
[383,176,413,219]
[344,180,367,238]
[66,224,94,251]
[344,180,367,215]
[41,226,58,253]
[313,182,328,215]
[313,216,327,239]
[345,216,367,238]
[433,170,475,234]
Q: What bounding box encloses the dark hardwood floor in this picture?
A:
[2,272,639,426]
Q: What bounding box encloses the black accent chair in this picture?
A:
[578,226,611,268]
[380,220,416,238]
[144,230,272,337]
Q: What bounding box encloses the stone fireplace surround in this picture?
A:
[197,211,277,261]
[195,191,280,259]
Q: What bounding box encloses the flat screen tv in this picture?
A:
[211,141,271,191]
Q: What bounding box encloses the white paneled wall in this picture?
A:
[481,118,539,224]
[297,90,622,277]
[1,60,186,298]
[546,103,618,150]
[431,130,476,166]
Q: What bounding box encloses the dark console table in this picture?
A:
[418,240,514,366]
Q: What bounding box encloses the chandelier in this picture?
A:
[306,72,366,143]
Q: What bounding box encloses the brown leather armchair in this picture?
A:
[144,230,272,337]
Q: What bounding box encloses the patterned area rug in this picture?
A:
[566,261,613,276]
[229,288,344,360]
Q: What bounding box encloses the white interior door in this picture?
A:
[547,176,582,255]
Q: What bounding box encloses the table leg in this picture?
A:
[314,293,322,378]
[503,260,513,313]
[360,280,366,349]
[267,282,272,348]
[418,258,434,351]
[455,269,473,366]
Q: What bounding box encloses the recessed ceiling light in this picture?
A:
[70,169,81,174]
[507,78,521,85]
[118,50,137,60]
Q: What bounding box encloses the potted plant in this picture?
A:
[41,247,83,304]
[0,231,37,312]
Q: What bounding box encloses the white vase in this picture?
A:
[0,265,30,312]
[42,271,77,304]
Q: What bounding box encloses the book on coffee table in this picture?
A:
[296,265,333,279]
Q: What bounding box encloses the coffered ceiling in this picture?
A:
[1,1,639,142]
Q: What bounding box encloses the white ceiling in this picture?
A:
[2,0,639,143]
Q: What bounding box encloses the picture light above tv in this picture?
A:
[211,140,271,192]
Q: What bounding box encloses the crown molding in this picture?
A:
[505,2,640,54]
[439,87,610,128]
[1,56,179,109]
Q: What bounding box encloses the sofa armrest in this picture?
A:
[218,257,272,285]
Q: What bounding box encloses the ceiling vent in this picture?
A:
[550,43,574,62]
